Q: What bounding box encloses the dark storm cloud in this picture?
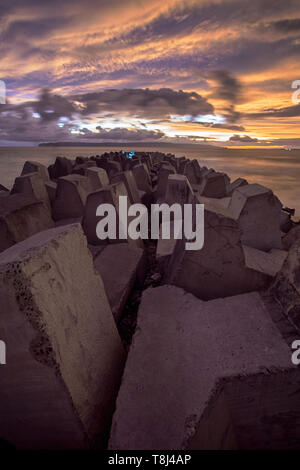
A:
[270,18,300,32]
[207,71,242,104]
[85,126,164,141]
[72,88,214,119]
[247,104,300,119]
[229,134,258,143]
[34,89,78,121]
[0,107,165,143]
[1,0,300,146]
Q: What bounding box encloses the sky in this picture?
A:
[0,0,300,147]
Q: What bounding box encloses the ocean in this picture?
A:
[0,145,299,214]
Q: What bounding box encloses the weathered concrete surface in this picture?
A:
[85,167,109,191]
[45,180,57,205]
[183,160,202,185]
[52,174,91,221]
[242,245,288,277]
[197,195,231,212]
[82,181,128,245]
[229,183,282,251]
[282,224,300,250]
[270,238,300,332]
[156,164,176,200]
[111,171,141,204]
[0,224,125,449]
[82,181,143,249]
[0,194,54,253]
[11,172,51,212]
[166,208,274,300]
[21,161,50,182]
[132,164,152,193]
[109,286,299,450]
[96,159,121,180]
[165,174,194,207]
[226,177,248,196]
[156,220,183,273]
[94,244,146,322]
[198,171,229,198]
[73,161,97,176]
[48,156,72,180]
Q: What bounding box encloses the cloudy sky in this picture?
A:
[1,0,300,147]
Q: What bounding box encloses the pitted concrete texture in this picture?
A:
[94,243,146,322]
[0,194,54,253]
[0,224,125,449]
[109,286,299,450]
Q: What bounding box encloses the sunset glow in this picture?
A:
[1,0,300,147]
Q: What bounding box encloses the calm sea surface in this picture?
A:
[0,145,299,214]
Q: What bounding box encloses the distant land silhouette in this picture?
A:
[38,141,221,150]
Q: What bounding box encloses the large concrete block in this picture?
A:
[11,172,51,212]
[96,159,121,180]
[183,159,202,185]
[229,184,282,251]
[82,182,143,249]
[48,156,73,179]
[198,171,229,198]
[82,182,128,246]
[45,181,57,205]
[109,286,299,450]
[156,164,176,201]
[0,224,125,449]
[0,194,54,253]
[132,164,152,193]
[156,220,183,273]
[111,171,141,204]
[52,174,92,221]
[226,177,248,197]
[166,208,281,300]
[21,161,49,182]
[94,244,146,322]
[72,161,96,175]
[85,167,109,191]
[270,238,300,332]
[165,174,194,208]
